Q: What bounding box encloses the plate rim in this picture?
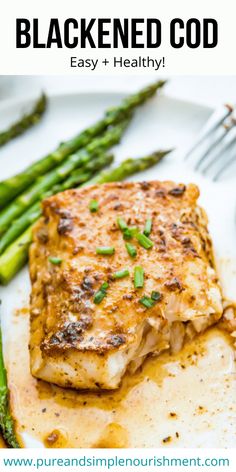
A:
[0,89,214,117]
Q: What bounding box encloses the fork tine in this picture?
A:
[194,123,233,170]
[201,125,236,174]
[213,154,236,181]
[184,104,233,161]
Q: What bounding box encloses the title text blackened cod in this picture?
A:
[16,18,218,49]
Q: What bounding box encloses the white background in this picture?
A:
[0,448,234,471]
[0,0,236,75]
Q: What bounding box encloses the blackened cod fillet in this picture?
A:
[29,181,223,389]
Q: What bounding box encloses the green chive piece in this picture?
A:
[123,227,138,240]
[94,290,106,304]
[129,226,138,237]
[96,246,115,255]
[101,281,109,290]
[125,243,137,258]
[113,269,130,279]
[94,282,109,304]
[151,290,161,301]
[117,217,138,241]
[117,217,128,231]
[89,199,99,212]
[143,218,152,237]
[139,296,155,308]
[134,266,144,288]
[48,257,62,265]
[136,232,154,249]
[123,228,132,240]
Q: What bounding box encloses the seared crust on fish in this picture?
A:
[29,181,223,389]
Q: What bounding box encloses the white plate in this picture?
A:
[0,91,236,448]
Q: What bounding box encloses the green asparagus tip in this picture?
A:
[0,92,47,149]
[85,149,172,187]
[105,80,166,122]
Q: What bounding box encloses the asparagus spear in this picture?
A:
[0,153,114,254]
[0,327,20,448]
[60,152,114,190]
[0,227,32,285]
[0,94,47,149]
[0,150,171,285]
[83,150,170,186]
[0,81,166,208]
[0,119,129,237]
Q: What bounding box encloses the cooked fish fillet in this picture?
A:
[29,181,223,389]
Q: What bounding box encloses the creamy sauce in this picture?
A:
[7,309,236,448]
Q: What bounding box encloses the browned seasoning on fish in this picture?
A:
[29,181,223,390]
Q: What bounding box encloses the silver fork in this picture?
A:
[184,104,236,181]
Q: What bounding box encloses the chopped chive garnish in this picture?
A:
[151,291,161,301]
[96,246,115,255]
[123,226,138,240]
[117,217,128,231]
[136,232,154,249]
[101,281,109,290]
[134,266,144,288]
[129,226,138,237]
[89,199,99,212]
[139,296,155,308]
[94,290,106,304]
[123,228,132,240]
[143,218,152,237]
[139,291,162,308]
[117,217,138,241]
[94,282,109,304]
[113,269,130,279]
[48,257,62,265]
[125,243,137,258]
